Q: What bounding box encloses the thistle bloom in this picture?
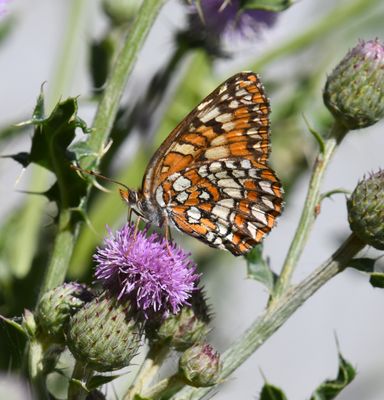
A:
[189,0,278,39]
[94,224,200,317]
[0,0,10,16]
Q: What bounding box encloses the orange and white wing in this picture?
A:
[142,72,283,255]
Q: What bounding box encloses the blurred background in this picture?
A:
[0,0,384,399]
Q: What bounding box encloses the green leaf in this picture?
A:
[310,352,356,400]
[348,258,376,273]
[87,374,123,390]
[369,273,384,288]
[302,114,325,153]
[240,0,293,12]
[246,246,275,291]
[0,315,27,337]
[260,382,288,400]
[10,90,90,210]
[319,188,350,202]
[70,378,90,393]
[133,395,151,400]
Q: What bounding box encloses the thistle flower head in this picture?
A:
[94,224,200,318]
[347,170,384,250]
[179,343,222,387]
[67,294,141,372]
[323,39,384,130]
[35,282,93,344]
[146,288,211,351]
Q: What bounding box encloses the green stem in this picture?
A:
[39,0,166,295]
[38,210,76,296]
[29,0,166,395]
[82,0,167,169]
[28,339,49,400]
[123,344,170,400]
[67,361,94,400]
[272,121,348,302]
[142,374,184,399]
[171,233,365,400]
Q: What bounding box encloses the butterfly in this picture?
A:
[120,72,283,255]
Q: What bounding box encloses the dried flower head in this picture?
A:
[94,224,200,317]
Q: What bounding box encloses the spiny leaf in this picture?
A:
[369,272,384,288]
[87,373,124,390]
[10,90,90,211]
[246,245,275,292]
[260,382,288,400]
[310,351,356,400]
[348,258,376,273]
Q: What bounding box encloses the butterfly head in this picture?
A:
[119,188,139,206]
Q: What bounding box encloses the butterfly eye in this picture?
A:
[119,189,138,205]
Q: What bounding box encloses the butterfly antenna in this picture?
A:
[71,164,130,192]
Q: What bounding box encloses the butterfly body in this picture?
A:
[120,72,283,255]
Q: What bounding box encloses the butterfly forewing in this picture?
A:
[142,72,283,255]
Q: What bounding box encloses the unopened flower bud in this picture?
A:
[102,0,142,25]
[146,290,211,351]
[22,309,37,338]
[179,343,221,387]
[67,294,141,372]
[347,170,384,250]
[35,283,93,344]
[323,39,384,130]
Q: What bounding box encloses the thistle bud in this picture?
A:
[323,39,384,130]
[102,0,142,25]
[35,283,93,344]
[347,170,384,250]
[146,290,211,351]
[67,293,141,372]
[179,343,221,387]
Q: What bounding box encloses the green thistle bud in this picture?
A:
[102,0,142,25]
[323,39,384,130]
[179,343,221,387]
[146,290,211,351]
[67,293,142,372]
[347,170,384,250]
[35,283,93,344]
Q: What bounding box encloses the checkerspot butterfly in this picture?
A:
[120,72,283,255]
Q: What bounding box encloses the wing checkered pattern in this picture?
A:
[141,72,283,255]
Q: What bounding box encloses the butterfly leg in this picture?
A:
[164,214,173,256]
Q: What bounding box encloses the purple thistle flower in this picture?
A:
[0,0,10,16]
[189,0,278,39]
[94,224,200,318]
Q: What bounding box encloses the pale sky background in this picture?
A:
[0,1,384,399]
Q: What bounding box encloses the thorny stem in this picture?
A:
[142,374,185,399]
[171,233,365,399]
[67,361,94,400]
[29,0,166,397]
[123,344,170,400]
